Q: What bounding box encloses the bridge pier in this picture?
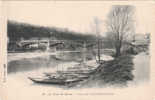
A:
[83,42,87,63]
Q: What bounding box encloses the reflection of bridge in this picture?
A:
[8,51,82,62]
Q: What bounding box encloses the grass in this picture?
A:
[89,54,134,85]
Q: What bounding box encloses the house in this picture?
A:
[122,33,150,54]
[131,33,150,47]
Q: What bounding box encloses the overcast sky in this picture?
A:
[6,1,154,35]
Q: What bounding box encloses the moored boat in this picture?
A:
[28,76,83,85]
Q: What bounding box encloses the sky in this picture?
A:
[6,1,155,35]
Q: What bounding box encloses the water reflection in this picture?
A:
[7,52,86,74]
[7,50,110,74]
[8,55,59,73]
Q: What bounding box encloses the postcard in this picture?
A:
[0,1,155,100]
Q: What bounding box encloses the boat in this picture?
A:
[44,71,89,79]
[28,76,83,85]
[28,43,92,85]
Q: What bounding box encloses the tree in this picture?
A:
[106,5,135,57]
[92,17,102,63]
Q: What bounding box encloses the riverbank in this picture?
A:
[75,52,150,88]
[71,54,134,88]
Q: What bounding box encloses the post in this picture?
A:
[98,37,100,63]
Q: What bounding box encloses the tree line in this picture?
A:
[7,20,97,42]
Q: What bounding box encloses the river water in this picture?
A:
[4,51,150,100]
[7,52,84,74]
[7,50,113,74]
[5,51,115,100]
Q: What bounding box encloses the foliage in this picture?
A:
[7,20,96,42]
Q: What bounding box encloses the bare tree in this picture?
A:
[92,17,102,63]
[106,5,135,57]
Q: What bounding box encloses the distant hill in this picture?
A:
[7,20,97,42]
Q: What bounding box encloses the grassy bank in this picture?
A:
[90,54,134,85]
[71,54,134,88]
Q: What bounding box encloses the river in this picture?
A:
[4,51,150,100]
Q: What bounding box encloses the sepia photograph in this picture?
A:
[4,1,154,100]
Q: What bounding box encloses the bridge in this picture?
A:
[8,39,111,53]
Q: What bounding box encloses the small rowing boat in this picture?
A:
[28,73,85,85]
